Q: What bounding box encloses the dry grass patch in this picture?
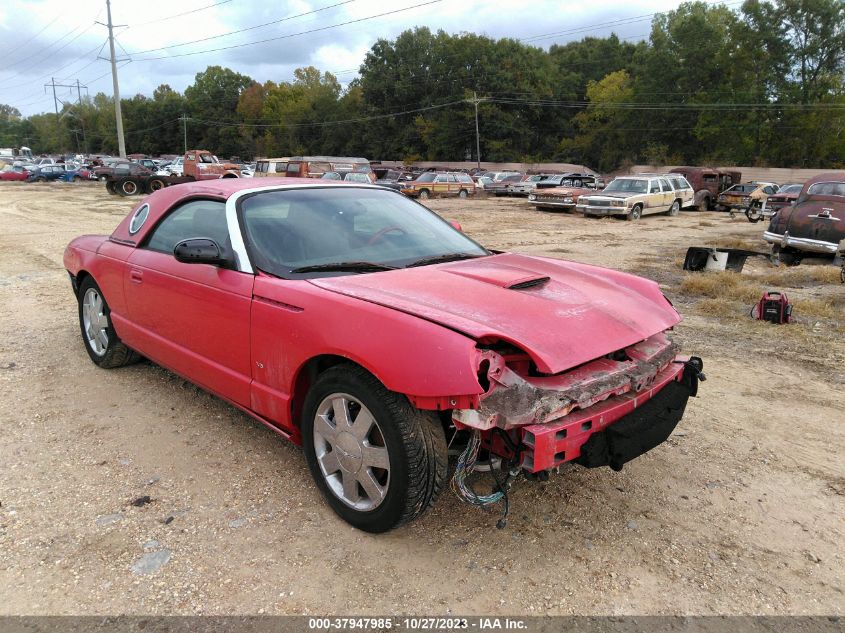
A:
[712,237,766,251]
[793,296,845,320]
[678,271,763,304]
[753,265,841,288]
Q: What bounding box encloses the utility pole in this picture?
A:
[100,0,126,158]
[48,78,59,119]
[50,79,89,154]
[75,79,88,154]
[181,114,188,154]
[473,91,481,170]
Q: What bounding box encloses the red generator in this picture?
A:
[754,291,793,324]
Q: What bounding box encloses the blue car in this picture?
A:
[27,165,67,182]
[60,166,93,182]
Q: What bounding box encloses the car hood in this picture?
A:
[582,193,634,199]
[311,253,681,374]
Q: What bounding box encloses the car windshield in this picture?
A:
[415,173,437,183]
[239,187,489,277]
[779,184,803,194]
[728,184,756,193]
[604,179,647,193]
[343,173,371,183]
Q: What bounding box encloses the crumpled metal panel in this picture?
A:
[453,332,678,430]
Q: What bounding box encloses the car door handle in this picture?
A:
[130,269,143,284]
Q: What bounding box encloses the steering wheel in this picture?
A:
[367,226,407,245]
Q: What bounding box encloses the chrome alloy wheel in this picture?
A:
[313,393,390,511]
[82,287,108,356]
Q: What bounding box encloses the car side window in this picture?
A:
[659,178,672,191]
[763,186,775,194]
[145,200,230,255]
[650,180,660,194]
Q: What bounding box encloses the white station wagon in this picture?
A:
[577,174,694,220]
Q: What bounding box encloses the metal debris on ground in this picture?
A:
[683,246,771,273]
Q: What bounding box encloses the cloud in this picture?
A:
[0,0,685,116]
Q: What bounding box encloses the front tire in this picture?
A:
[418,189,430,200]
[302,364,447,533]
[77,277,139,368]
[627,205,642,221]
[458,189,468,199]
[118,179,140,196]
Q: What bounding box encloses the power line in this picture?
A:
[1,15,61,62]
[0,20,97,78]
[0,41,106,91]
[130,0,234,28]
[190,99,464,128]
[129,0,444,62]
[126,0,359,56]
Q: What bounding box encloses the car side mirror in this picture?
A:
[174,238,234,268]
[449,220,463,232]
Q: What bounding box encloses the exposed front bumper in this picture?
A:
[530,200,576,209]
[578,204,627,216]
[518,358,695,472]
[762,230,839,254]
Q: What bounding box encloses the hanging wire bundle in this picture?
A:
[451,429,508,507]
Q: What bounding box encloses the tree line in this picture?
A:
[1,0,843,171]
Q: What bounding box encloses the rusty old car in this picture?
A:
[669,167,741,211]
[764,173,845,265]
[718,182,779,213]
[527,183,598,212]
[753,183,803,221]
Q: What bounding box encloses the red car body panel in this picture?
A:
[0,169,30,181]
[64,180,694,471]
[312,253,680,375]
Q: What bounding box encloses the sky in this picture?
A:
[0,0,693,117]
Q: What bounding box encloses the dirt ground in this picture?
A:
[0,182,842,616]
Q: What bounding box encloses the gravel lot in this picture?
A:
[0,182,842,615]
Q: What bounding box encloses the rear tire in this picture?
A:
[745,202,762,223]
[77,277,140,368]
[301,364,447,533]
[146,178,166,193]
[668,200,680,216]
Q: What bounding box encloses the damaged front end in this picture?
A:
[452,332,703,474]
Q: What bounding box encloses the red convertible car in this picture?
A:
[64,179,703,532]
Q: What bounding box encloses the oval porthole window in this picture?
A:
[128,204,150,235]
